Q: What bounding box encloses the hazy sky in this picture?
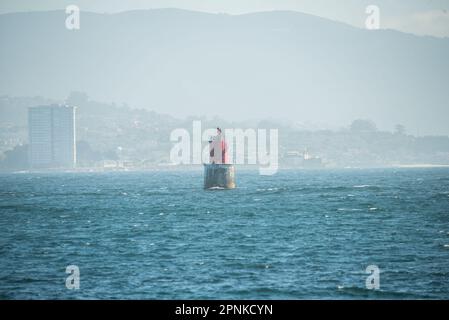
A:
[1,0,449,37]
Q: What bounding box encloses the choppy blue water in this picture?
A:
[0,168,449,299]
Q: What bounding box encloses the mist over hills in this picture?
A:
[1,9,449,134]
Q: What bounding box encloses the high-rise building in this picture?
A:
[28,105,76,168]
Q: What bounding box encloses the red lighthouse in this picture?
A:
[204,127,235,189]
[209,127,228,164]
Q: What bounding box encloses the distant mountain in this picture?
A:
[1,9,449,134]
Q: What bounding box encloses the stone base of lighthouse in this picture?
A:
[203,164,236,189]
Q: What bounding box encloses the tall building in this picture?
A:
[28,105,76,168]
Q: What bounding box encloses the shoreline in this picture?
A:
[3,164,449,174]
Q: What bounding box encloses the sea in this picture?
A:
[0,168,448,299]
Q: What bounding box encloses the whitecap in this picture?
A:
[208,186,225,190]
[353,185,370,188]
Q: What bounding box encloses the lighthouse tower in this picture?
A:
[203,128,236,189]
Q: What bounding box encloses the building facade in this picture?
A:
[28,105,76,168]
